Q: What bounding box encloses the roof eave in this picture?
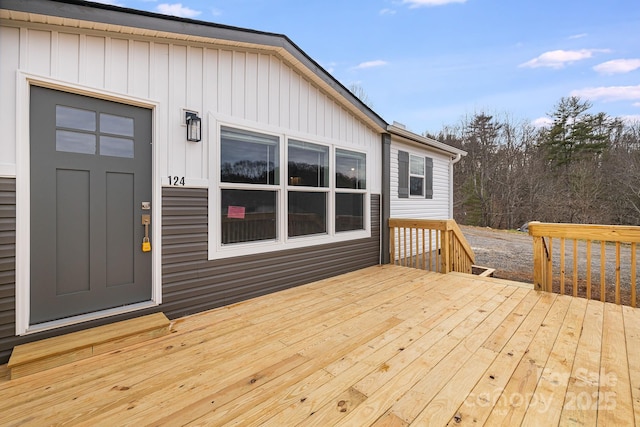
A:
[387,125,467,157]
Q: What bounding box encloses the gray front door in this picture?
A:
[30,86,152,324]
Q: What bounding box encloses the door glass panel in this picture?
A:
[56,105,96,131]
[56,130,96,154]
[100,135,134,158]
[100,113,134,137]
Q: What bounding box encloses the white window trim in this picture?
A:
[207,115,370,260]
[409,153,425,198]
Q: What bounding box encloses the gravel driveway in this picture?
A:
[460,226,534,283]
[460,225,639,305]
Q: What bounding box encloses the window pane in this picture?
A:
[410,156,424,175]
[288,192,327,237]
[410,176,424,196]
[56,130,96,154]
[288,140,329,187]
[221,127,279,185]
[221,189,277,244]
[336,193,364,232]
[100,136,134,158]
[100,113,134,137]
[56,105,95,131]
[336,149,366,189]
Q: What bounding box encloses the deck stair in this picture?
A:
[7,312,171,379]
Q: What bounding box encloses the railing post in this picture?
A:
[389,225,396,265]
[532,235,545,292]
[441,229,451,273]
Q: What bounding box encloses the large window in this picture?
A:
[335,148,366,232]
[215,124,369,255]
[288,140,329,237]
[220,127,279,244]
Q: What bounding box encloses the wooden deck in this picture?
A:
[1,265,639,426]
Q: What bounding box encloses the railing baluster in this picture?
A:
[409,227,415,267]
[601,241,606,302]
[403,227,407,267]
[560,238,565,295]
[616,242,621,305]
[586,240,592,300]
[632,242,637,308]
[422,228,428,270]
[429,229,433,270]
[573,239,578,297]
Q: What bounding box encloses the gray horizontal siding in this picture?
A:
[0,178,16,364]
[161,187,381,319]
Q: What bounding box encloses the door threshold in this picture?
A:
[24,301,159,335]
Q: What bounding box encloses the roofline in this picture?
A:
[387,125,467,158]
[1,0,388,130]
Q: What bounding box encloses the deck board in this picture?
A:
[0,264,638,426]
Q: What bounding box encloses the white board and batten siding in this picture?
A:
[0,22,382,193]
[390,139,453,220]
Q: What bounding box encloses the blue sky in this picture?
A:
[98,0,640,134]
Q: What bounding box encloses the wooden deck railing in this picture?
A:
[529,221,639,307]
[389,218,475,274]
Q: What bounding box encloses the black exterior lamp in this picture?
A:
[186,111,201,142]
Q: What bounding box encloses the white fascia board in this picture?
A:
[387,125,467,158]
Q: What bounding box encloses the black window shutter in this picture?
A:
[398,150,409,198]
[425,157,433,199]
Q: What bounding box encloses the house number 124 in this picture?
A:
[168,176,185,186]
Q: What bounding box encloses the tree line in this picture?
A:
[429,97,640,229]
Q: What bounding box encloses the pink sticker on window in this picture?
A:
[227,205,246,219]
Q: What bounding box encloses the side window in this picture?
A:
[398,150,433,199]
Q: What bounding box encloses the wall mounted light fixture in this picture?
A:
[185,111,201,142]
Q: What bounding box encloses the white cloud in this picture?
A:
[593,59,640,75]
[532,117,553,128]
[156,3,201,18]
[353,60,388,70]
[634,102,640,107]
[379,8,397,15]
[402,0,467,7]
[519,49,609,69]
[570,85,640,102]
[568,33,588,40]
